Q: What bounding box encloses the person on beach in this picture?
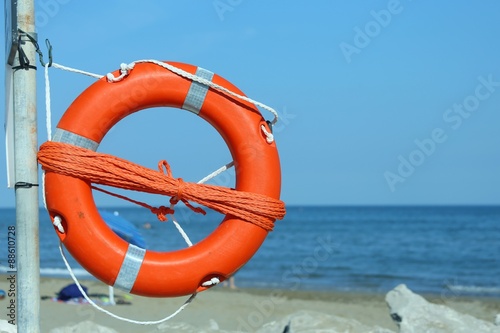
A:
[223,276,236,289]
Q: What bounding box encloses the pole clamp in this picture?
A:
[13,29,53,70]
[14,182,39,189]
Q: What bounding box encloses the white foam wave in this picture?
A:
[0,265,93,279]
[447,284,500,294]
[39,267,93,278]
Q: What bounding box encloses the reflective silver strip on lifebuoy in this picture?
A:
[114,244,146,293]
[52,128,99,151]
[182,67,214,115]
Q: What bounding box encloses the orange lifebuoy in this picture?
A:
[41,61,283,297]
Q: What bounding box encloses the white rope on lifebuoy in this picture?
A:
[52,215,64,233]
[201,277,220,287]
[51,59,279,143]
[58,242,196,326]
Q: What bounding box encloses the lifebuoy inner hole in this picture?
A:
[89,106,237,252]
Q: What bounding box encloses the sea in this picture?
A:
[0,205,499,298]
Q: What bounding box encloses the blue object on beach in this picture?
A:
[99,210,147,249]
[57,283,87,301]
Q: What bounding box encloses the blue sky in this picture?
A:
[2,0,500,207]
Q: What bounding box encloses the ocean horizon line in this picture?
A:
[1,203,500,210]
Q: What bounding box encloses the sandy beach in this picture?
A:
[0,276,499,332]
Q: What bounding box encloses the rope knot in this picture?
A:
[106,62,135,82]
[151,205,174,222]
[158,160,206,216]
[170,177,185,205]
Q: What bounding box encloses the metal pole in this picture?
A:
[12,0,40,331]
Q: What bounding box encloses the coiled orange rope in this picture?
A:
[38,141,285,231]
